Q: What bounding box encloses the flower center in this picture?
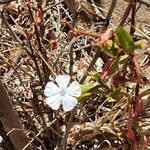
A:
[60,89,66,96]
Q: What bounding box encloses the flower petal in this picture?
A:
[44,82,60,97]
[62,94,78,112]
[56,75,70,89]
[45,94,62,110]
[66,81,81,97]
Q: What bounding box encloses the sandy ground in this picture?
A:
[103,0,150,34]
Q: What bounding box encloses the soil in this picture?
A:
[104,0,150,35]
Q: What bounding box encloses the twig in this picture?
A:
[22,112,66,150]
[33,50,57,77]
[1,9,44,85]
[0,56,35,79]
[137,0,150,7]
[44,0,64,12]
[25,31,44,85]
[106,0,118,21]
[30,131,47,150]
[0,10,23,45]
[135,25,150,40]
[130,0,137,35]
[27,4,49,82]
[62,44,91,55]
[54,39,77,150]
[58,108,76,150]
[59,3,73,21]
[79,47,101,84]
[119,3,132,26]
[0,0,14,4]
[34,136,47,150]
[69,37,76,79]
[30,83,47,127]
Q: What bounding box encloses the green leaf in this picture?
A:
[135,39,147,50]
[89,71,102,83]
[116,28,135,55]
[78,83,94,102]
[80,83,105,94]
[107,40,119,56]
[118,54,129,69]
[108,55,129,75]
[80,83,96,94]
[78,93,91,102]
[79,83,107,102]
[91,86,106,94]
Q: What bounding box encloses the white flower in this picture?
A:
[44,75,81,112]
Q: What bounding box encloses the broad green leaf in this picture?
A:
[78,93,91,102]
[80,83,106,94]
[89,71,102,83]
[79,83,107,102]
[78,83,94,102]
[80,83,96,94]
[116,28,135,55]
